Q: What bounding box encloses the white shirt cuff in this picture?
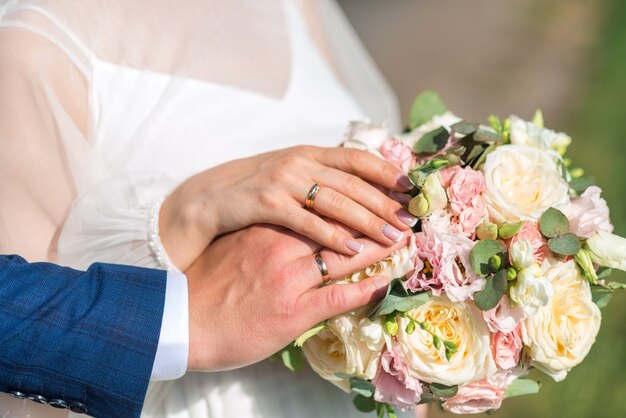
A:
[150,271,189,380]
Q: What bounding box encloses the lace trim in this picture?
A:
[147,197,176,271]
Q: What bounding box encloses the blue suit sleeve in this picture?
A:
[0,254,167,418]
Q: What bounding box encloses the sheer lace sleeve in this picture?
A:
[0,7,180,272]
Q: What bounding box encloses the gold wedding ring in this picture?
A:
[305,183,323,209]
[314,252,330,284]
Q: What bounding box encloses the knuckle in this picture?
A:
[381,164,400,185]
[326,286,346,310]
[329,192,349,212]
[257,188,278,211]
[343,148,363,167]
[366,215,384,234]
[300,214,320,236]
[344,175,363,192]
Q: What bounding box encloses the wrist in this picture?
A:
[159,181,217,270]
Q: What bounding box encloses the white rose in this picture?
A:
[509,239,536,270]
[397,112,462,149]
[395,297,497,386]
[521,259,601,381]
[302,313,384,392]
[344,236,417,283]
[482,144,570,224]
[585,231,626,272]
[359,318,385,351]
[509,263,554,316]
[343,120,387,157]
[509,115,572,153]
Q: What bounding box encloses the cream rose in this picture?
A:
[482,145,570,224]
[395,297,497,386]
[302,313,384,392]
[509,115,572,153]
[342,120,387,158]
[521,260,601,381]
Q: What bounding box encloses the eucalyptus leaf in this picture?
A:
[353,395,376,413]
[470,240,508,276]
[498,221,525,240]
[413,127,449,154]
[504,379,541,399]
[279,345,304,371]
[539,207,570,238]
[418,393,441,404]
[451,121,478,135]
[294,321,326,347]
[408,91,447,130]
[569,176,595,196]
[597,267,613,280]
[592,291,613,309]
[474,129,503,143]
[429,383,459,398]
[474,270,508,311]
[548,233,581,256]
[377,293,431,316]
[471,143,496,170]
[465,144,486,165]
[606,281,626,290]
[350,377,376,397]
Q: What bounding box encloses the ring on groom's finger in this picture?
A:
[304,183,323,209]
[313,252,330,284]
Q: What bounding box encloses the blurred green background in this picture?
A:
[339,0,626,417]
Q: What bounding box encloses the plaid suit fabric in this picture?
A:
[0,255,167,417]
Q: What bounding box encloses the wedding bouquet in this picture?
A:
[279,91,626,416]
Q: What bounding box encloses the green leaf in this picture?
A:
[548,233,581,256]
[504,379,541,399]
[471,143,497,170]
[498,221,525,240]
[418,393,441,404]
[413,127,449,154]
[539,207,570,238]
[408,90,447,130]
[606,281,626,290]
[386,404,398,418]
[367,280,430,318]
[570,176,595,196]
[487,115,502,133]
[294,321,326,347]
[279,345,304,371]
[429,383,459,398]
[465,144,486,165]
[376,402,386,418]
[450,121,478,135]
[350,377,376,397]
[470,240,508,276]
[474,129,503,143]
[474,270,508,311]
[597,267,613,280]
[353,395,376,413]
[592,291,613,309]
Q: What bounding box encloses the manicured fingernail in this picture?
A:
[396,209,418,227]
[389,191,410,205]
[396,174,414,190]
[346,239,365,254]
[382,224,403,243]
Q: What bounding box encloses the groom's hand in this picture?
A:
[184,224,408,372]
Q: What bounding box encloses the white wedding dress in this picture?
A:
[0,1,414,417]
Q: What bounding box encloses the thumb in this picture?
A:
[298,276,392,326]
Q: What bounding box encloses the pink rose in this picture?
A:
[568,186,613,238]
[509,221,549,264]
[407,214,484,301]
[380,138,415,172]
[373,349,423,411]
[491,325,523,370]
[483,295,526,334]
[442,379,505,414]
[458,195,489,235]
[440,166,462,188]
[445,167,486,215]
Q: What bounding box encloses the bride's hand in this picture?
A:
[160,146,416,270]
[185,223,408,372]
